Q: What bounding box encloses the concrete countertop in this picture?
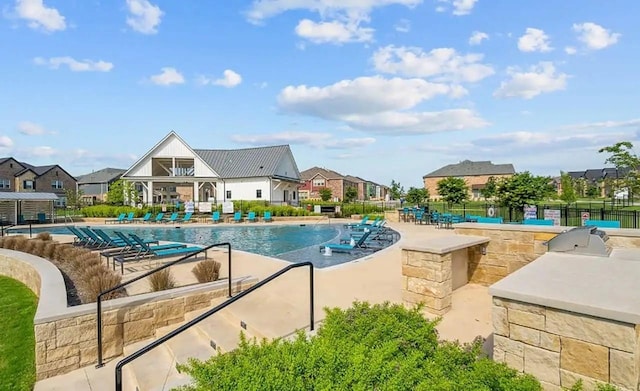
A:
[401,234,489,254]
[490,252,640,324]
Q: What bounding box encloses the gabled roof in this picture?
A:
[15,162,76,180]
[0,157,24,167]
[300,166,345,181]
[344,175,363,183]
[76,168,127,184]
[423,160,515,178]
[194,145,300,179]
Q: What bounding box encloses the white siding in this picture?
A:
[274,153,297,179]
[194,159,218,177]
[217,178,271,201]
[155,136,195,158]
[127,160,152,177]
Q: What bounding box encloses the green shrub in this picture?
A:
[80,205,143,218]
[176,302,542,390]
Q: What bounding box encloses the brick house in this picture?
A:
[0,157,77,207]
[566,168,628,198]
[299,167,357,201]
[423,160,515,200]
[344,175,389,201]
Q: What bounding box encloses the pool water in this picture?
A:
[9,224,397,268]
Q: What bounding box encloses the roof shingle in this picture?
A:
[423,160,515,178]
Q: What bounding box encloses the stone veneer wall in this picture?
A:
[493,297,640,391]
[456,224,640,286]
[0,249,256,380]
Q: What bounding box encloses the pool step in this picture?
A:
[123,339,194,391]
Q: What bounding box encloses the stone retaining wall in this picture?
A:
[0,249,256,380]
[493,297,640,391]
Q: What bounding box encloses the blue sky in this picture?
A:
[1,0,639,189]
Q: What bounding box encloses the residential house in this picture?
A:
[423,160,515,200]
[76,167,127,204]
[344,175,389,201]
[566,168,628,198]
[122,131,302,206]
[0,157,76,207]
[299,167,356,201]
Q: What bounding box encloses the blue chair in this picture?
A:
[67,226,92,246]
[233,211,243,223]
[163,212,179,224]
[476,217,504,224]
[178,212,193,224]
[152,212,165,223]
[37,213,47,224]
[105,213,126,224]
[263,211,273,223]
[136,212,152,223]
[211,211,221,224]
[523,219,554,226]
[344,215,369,228]
[320,230,373,253]
[247,211,257,222]
[123,212,135,223]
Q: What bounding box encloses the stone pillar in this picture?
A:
[401,249,452,315]
[193,181,199,203]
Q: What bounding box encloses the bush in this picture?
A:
[176,302,542,390]
[192,260,221,283]
[148,269,176,291]
[36,232,52,241]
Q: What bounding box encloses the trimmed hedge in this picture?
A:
[176,302,543,390]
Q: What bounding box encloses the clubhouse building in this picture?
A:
[122,131,302,206]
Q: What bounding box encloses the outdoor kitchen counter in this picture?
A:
[489,251,640,324]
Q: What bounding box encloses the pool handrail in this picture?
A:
[114,261,314,391]
[95,242,232,368]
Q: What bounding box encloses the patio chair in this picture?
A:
[123,212,135,223]
[136,212,152,223]
[247,211,257,223]
[79,227,122,249]
[110,233,189,272]
[178,212,193,224]
[320,230,373,253]
[263,211,273,223]
[211,211,221,224]
[233,211,243,223]
[67,226,92,247]
[163,212,179,224]
[37,213,47,224]
[105,213,126,225]
[344,215,369,228]
[151,212,165,223]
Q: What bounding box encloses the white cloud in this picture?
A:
[295,18,373,44]
[468,31,488,45]
[277,76,489,135]
[494,62,568,99]
[0,136,14,148]
[394,18,411,33]
[12,0,66,32]
[33,56,114,72]
[452,0,478,15]
[17,121,55,135]
[70,149,138,167]
[126,0,163,34]
[565,46,577,55]
[149,67,184,86]
[231,131,376,149]
[572,22,620,50]
[517,28,552,52]
[246,0,421,23]
[24,146,57,158]
[558,118,640,132]
[198,69,243,88]
[372,45,494,83]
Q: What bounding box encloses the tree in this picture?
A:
[344,187,358,203]
[558,172,577,204]
[599,141,640,199]
[64,188,84,209]
[495,172,555,210]
[319,187,332,202]
[436,177,468,205]
[106,179,138,205]
[389,180,404,200]
[405,187,429,206]
[480,176,497,200]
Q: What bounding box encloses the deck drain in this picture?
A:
[210,340,217,350]
[240,321,247,330]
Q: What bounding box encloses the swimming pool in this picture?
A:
[9,224,398,268]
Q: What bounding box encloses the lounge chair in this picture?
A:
[123,212,135,224]
[112,234,201,273]
[178,212,193,224]
[163,212,179,224]
[110,233,189,272]
[151,212,165,223]
[246,211,257,223]
[263,211,273,223]
[79,227,124,249]
[349,217,381,230]
[37,213,47,224]
[320,230,373,253]
[136,212,152,223]
[344,215,369,228]
[233,211,243,223]
[67,226,93,247]
[105,213,126,224]
[211,211,221,224]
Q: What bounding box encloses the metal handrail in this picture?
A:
[0,224,15,237]
[96,242,232,368]
[114,261,314,391]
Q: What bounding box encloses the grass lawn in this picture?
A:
[0,276,37,391]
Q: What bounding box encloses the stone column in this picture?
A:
[401,249,453,315]
[147,181,153,206]
[193,181,199,203]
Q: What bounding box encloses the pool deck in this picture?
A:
[35,219,492,390]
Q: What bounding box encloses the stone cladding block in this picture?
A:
[560,337,609,382]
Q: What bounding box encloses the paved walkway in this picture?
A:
[36,219,493,390]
